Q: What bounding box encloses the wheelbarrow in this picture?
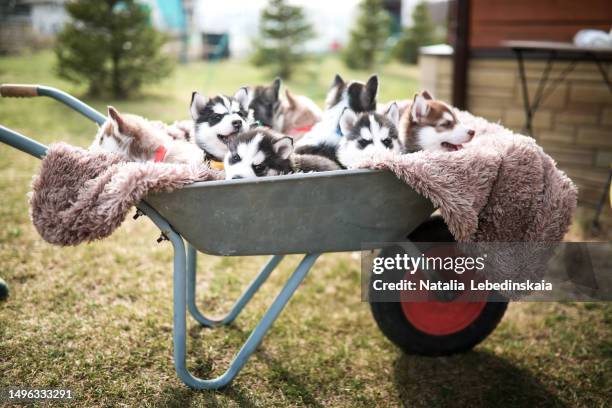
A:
[0,84,507,389]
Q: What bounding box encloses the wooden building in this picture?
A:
[421,0,612,223]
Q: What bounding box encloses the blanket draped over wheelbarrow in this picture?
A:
[29,144,222,246]
[29,110,577,256]
[359,111,577,296]
[360,110,577,243]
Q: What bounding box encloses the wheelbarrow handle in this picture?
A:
[0,83,106,125]
[0,84,39,98]
[0,125,48,159]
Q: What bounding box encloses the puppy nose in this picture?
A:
[232,120,242,130]
[232,175,244,180]
[467,129,475,139]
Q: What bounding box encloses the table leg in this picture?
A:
[515,50,534,137]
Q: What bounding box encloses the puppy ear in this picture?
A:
[273,136,293,159]
[107,106,125,134]
[421,90,434,100]
[366,74,379,97]
[234,87,250,109]
[339,108,358,135]
[285,89,296,109]
[332,74,344,88]
[410,94,430,123]
[272,77,281,99]
[385,102,400,126]
[190,92,208,120]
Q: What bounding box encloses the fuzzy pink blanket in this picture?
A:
[29,111,577,255]
[360,110,577,243]
[29,144,222,246]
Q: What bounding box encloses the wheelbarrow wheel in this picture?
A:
[369,216,507,356]
[0,278,9,301]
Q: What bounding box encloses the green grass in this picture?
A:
[0,51,610,407]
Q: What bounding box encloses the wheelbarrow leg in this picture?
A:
[138,202,319,389]
[186,244,284,328]
[174,239,320,389]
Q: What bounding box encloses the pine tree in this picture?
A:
[343,0,390,70]
[252,0,315,79]
[393,1,436,64]
[55,0,173,98]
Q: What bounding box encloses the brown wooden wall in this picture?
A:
[469,0,612,49]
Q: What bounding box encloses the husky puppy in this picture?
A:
[324,73,378,112]
[247,78,285,131]
[295,73,379,159]
[90,106,203,165]
[336,103,402,168]
[282,89,322,142]
[400,91,475,152]
[223,129,340,180]
[190,88,251,161]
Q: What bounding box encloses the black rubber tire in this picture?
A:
[369,216,508,356]
[0,278,9,301]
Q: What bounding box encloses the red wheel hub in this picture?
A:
[401,300,486,336]
[399,245,488,336]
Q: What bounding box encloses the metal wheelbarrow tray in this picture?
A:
[0,84,507,391]
[147,169,433,256]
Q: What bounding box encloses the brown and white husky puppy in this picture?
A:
[90,106,203,165]
[282,89,322,142]
[400,91,475,152]
[246,79,322,142]
[223,128,340,180]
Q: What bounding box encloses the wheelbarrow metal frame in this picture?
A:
[0,123,321,390]
[0,84,434,389]
[0,85,328,389]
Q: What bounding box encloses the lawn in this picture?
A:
[0,51,610,407]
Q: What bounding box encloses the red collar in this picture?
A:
[154,145,168,163]
[288,124,314,135]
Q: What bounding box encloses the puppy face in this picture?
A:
[336,103,401,167]
[90,106,166,161]
[401,91,475,152]
[248,78,284,130]
[190,88,250,160]
[324,74,378,112]
[224,129,293,180]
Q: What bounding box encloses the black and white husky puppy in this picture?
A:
[247,78,285,131]
[295,74,379,161]
[223,129,340,180]
[336,102,402,168]
[190,88,252,161]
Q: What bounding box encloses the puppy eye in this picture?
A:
[237,111,246,118]
[382,138,392,148]
[229,154,241,164]
[358,139,371,148]
[441,120,452,128]
[214,114,224,121]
